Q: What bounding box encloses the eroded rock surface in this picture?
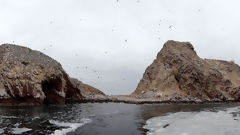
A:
[131,40,240,102]
[0,44,83,105]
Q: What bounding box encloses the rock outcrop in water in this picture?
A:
[0,44,104,105]
[131,40,240,102]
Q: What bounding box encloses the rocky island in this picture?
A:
[0,40,240,106]
[0,44,106,106]
[131,40,240,102]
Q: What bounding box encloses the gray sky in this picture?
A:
[0,0,240,95]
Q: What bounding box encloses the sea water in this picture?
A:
[0,103,239,135]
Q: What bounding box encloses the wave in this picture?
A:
[11,127,32,134]
[1,116,18,119]
[49,118,92,135]
[0,128,5,134]
[144,106,240,135]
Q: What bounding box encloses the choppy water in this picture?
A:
[0,103,239,135]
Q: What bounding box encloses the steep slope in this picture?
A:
[132,40,240,102]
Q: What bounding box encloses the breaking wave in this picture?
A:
[49,118,92,135]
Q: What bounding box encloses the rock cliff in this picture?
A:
[131,40,240,102]
[0,44,101,105]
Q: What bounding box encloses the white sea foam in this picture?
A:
[32,116,40,120]
[0,128,5,134]
[144,107,240,135]
[50,118,92,135]
[11,127,32,134]
[1,116,18,119]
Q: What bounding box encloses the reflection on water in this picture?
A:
[0,103,239,135]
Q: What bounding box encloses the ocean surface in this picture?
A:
[0,103,240,135]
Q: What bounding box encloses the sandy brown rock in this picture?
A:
[131,40,240,102]
[71,78,106,100]
[0,44,83,105]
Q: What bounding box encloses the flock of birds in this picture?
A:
[41,22,183,82]
[36,1,203,92]
[5,2,204,93]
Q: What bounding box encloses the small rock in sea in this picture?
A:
[163,124,170,128]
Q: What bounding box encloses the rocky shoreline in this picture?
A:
[78,96,240,105]
[1,95,239,106]
[0,41,240,106]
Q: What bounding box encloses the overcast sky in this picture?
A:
[0,0,240,95]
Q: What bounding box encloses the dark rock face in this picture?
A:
[132,40,240,102]
[0,44,83,105]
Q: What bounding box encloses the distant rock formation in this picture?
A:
[71,78,106,100]
[0,44,104,106]
[132,40,240,102]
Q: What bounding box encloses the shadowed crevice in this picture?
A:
[41,78,64,104]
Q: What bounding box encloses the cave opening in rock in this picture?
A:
[41,78,63,104]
